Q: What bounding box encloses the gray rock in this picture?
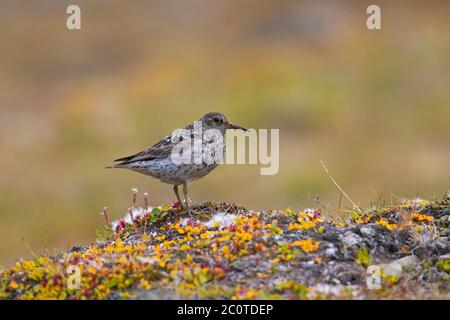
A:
[438,253,450,260]
[382,262,403,278]
[339,231,363,246]
[324,246,338,258]
[395,255,419,269]
[360,225,377,237]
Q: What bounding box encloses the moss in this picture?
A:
[436,259,450,274]
[355,247,372,267]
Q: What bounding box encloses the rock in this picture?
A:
[132,288,182,300]
[438,253,450,260]
[412,245,432,259]
[381,255,419,278]
[339,231,363,246]
[395,255,419,269]
[381,262,403,278]
[324,246,339,258]
[360,225,377,237]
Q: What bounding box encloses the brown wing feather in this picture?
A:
[111,123,195,167]
[114,135,173,164]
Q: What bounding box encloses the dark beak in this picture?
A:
[227,123,248,131]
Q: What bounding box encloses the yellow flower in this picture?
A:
[257,272,269,279]
[284,254,294,261]
[221,245,236,260]
[142,232,152,242]
[216,235,231,242]
[356,216,371,224]
[291,239,320,253]
[234,231,252,242]
[288,223,300,230]
[176,227,186,234]
[22,260,36,271]
[285,208,294,215]
[245,289,258,299]
[412,213,434,222]
[37,256,51,265]
[288,219,316,230]
[185,225,201,234]
[152,235,164,242]
[375,219,397,230]
[212,221,221,229]
[139,279,152,290]
[200,231,212,239]
[9,281,19,290]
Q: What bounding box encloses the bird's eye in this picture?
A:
[214,117,220,123]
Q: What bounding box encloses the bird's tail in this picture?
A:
[105,163,129,169]
[105,164,124,169]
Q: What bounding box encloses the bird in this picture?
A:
[106,112,247,212]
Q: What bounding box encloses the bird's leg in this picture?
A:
[173,185,183,210]
[182,182,192,217]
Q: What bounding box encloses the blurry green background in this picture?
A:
[0,0,449,267]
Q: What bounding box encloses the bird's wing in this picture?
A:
[114,135,174,164]
[111,123,196,166]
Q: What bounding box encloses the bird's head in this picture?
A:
[200,112,247,134]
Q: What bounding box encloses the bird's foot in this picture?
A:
[183,205,195,219]
[182,198,194,218]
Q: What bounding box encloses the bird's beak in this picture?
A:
[227,123,248,131]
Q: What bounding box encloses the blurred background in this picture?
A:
[0,0,449,266]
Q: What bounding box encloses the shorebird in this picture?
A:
[107,112,247,211]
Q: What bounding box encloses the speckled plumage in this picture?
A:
[123,153,220,185]
[107,112,247,210]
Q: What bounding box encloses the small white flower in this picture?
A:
[131,188,139,193]
[111,206,153,230]
[204,212,237,228]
